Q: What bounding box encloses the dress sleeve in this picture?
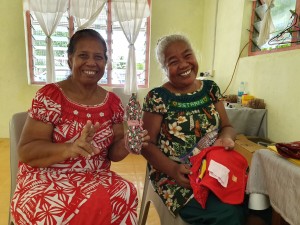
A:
[109,92,125,124]
[142,88,167,115]
[28,84,62,125]
[205,80,223,103]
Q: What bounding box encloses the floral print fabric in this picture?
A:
[142,80,223,216]
[11,83,138,225]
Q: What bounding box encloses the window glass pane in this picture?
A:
[31,15,46,82]
[251,0,299,54]
[54,15,71,81]
[135,19,147,86]
[30,12,70,83]
[111,24,127,85]
[260,0,296,50]
[111,18,147,85]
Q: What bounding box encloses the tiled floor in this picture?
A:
[0,138,159,225]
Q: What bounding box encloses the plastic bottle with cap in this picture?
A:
[237,82,245,105]
[241,82,255,106]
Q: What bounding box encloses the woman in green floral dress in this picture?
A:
[141,34,247,225]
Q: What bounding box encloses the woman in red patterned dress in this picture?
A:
[11,29,149,225]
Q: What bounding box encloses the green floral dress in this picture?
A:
[142,80,223,216]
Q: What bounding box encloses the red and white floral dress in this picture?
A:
[11,83,138,225]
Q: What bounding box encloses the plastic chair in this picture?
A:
[138,166,190,225]
[8,112,27,225]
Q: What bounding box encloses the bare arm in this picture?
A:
[18,117,100,167]
[141,111,191,189]
[213,101,237,149]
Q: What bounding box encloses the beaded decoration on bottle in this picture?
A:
[125,93,143,154]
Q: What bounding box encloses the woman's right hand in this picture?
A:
[68,120,100,159]
[171,163,192,189]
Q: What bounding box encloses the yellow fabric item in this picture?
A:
[198,159,207,179]
[268,145,300,166]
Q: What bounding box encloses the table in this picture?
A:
[246,149,300,225]
[225,107,267,138]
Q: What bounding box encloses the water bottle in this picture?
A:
[237,82,245,105]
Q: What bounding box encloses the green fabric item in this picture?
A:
[179,193,247,225]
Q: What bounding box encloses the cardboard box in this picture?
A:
[234,134,265,166]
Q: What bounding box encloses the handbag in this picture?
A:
[275,141,300,159]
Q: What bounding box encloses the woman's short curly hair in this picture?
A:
[155,34,192,69]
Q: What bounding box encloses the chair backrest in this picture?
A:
[9,112,27,224]
[138,165,190,225]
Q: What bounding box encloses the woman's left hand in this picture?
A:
[213,137,235,150]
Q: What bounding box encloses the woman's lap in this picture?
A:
[70,174,138,225]
[12,171,138,225]
[69,184,112,225]
[179,193,247,225]
[108,173,138,224]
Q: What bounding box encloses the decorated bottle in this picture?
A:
[125,93,143,154]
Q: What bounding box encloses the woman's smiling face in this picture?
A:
[164,40,198,89]
[68,37,107,85]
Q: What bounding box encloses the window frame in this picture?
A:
[248,0,300,56]
[25,0,151,88]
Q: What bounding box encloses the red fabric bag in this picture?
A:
[189,146,248,209]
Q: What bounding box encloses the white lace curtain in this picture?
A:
[25,0,68,83]
[69,0,106,30]
[111,0,150,95]
[257,0,275,47]
[24,0,150,88]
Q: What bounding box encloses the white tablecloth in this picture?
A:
[246,149,300,225]
[225,108,267,138]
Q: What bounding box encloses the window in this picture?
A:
[249,0,300,56]
[25,0,150,87]
[26,11,71,83]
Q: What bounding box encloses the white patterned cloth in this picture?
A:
[246,149,300,225]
